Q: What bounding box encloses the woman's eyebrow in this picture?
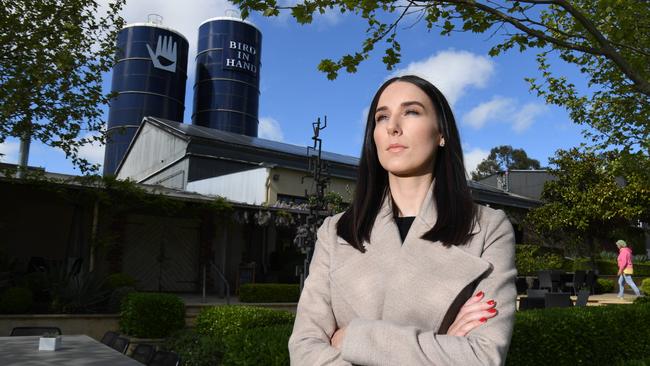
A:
[375,101,426,114]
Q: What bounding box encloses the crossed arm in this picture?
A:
[288,211,517,366]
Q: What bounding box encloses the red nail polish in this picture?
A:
[488,308,497,313]
[479,317,487,323]
[487,300,495,306]
[475,291,484,297]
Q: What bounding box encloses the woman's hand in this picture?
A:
[447,290,497,337]
[331,326,347,350]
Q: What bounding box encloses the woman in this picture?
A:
[616,239,641,298]
[288,75,517,365]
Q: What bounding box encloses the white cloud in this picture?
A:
[77,135,106,166]
[0,141,19,163]
[463,96,514,129]
[391,50,495,105]
[464,147,489,178]
[273,0,343,25]
[463,97,547,133]
[258,117,285,141]
[99,0,235,79]
[512,103,547,133]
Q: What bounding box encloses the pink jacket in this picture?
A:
[618,247,633,271]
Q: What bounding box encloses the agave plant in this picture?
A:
[45,259,110,314]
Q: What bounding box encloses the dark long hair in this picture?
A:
[336,75,476,252]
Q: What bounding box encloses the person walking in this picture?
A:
[616,240,642,299]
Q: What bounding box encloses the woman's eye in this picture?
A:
[375,115,388,122]
[405,109,420,116]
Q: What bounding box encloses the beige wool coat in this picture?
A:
[288,179,517,366]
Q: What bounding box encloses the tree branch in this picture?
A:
[554,0,650,96]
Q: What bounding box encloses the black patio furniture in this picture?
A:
[545,292,573,308]
[131,343,156,364]
[565,270,586,295]
[101,330,119,346]
[148,350,181,366]
[111,336,130,354]
[575,289,590,307]
[10,326,62,336]
[538,270,559,292]
[585,270,597,294]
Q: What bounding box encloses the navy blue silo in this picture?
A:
[192,17,262,137]
[103,23,189,176]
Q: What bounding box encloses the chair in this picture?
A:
[575,289,590,307]
[518,296,545,311]
[10,327,62,336]
[538,270,558,292]
[585,270,597,294]
[550,270,566,291]
[131,343,156,364]
[101,331,119,346]
[148,350,181,366]
[526,289,549,298]
[545,292,573,308]
[111,336,130,354]
[566,270,586,295]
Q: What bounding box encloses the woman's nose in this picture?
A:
[386,117,401,135]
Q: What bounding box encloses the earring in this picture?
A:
[439,139,445,147]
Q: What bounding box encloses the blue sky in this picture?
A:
[0,0,589,176]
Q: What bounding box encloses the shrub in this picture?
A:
[120,292,185,338]
[641,278,650,296]
[195,305,295,340]
[239,284,300,303]
[634,295,650,305]
[0,287,33,314]
[507,303,650,366]
[162,328,223,366]
[105,273,137,290]
[515,245,565,276]
[595,278,616,294]
[222,324,293,366]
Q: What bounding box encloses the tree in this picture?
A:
[525,147,649,260]
[0,0,125,173]
[471,145,541,180]
[234,0,650,152]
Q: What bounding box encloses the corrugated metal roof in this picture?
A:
[147,117,360,166]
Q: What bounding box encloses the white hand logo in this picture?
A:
[146,35,177,73]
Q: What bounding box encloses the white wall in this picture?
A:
[186,167,269,204]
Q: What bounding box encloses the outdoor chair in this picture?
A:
[545,292,573,308]
[526,289,549,298]
[131,343,156,364]
[111,336,130,354]
[101,331,119,346]
[575,289,590,307]
[10,327,62,336]
[148,350,181,366]
[538,270,558,292]
[566,270,586,295]
[585,270,597,294]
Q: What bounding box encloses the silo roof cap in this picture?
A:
[122,23,189,43]
[199,16,261,33]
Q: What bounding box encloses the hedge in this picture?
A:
[222,324,293,366]
[641,279,650,296]
[239,284,300,303]
[595,278,616,294]
[195,305,295,341]
[120,292,185,338]
[507,304,650,366]
[515,245,565,276]
[163,328,223,366]
[566,258,650,276]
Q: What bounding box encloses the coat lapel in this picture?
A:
[331,179,492,333]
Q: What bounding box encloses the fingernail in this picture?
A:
[475,291,484,297]
[479,317,487,323]
[487,300,496,306]
[488,308,497,313]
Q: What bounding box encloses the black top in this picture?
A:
[394,216,416,243]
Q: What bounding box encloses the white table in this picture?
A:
[0,335,142,365]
